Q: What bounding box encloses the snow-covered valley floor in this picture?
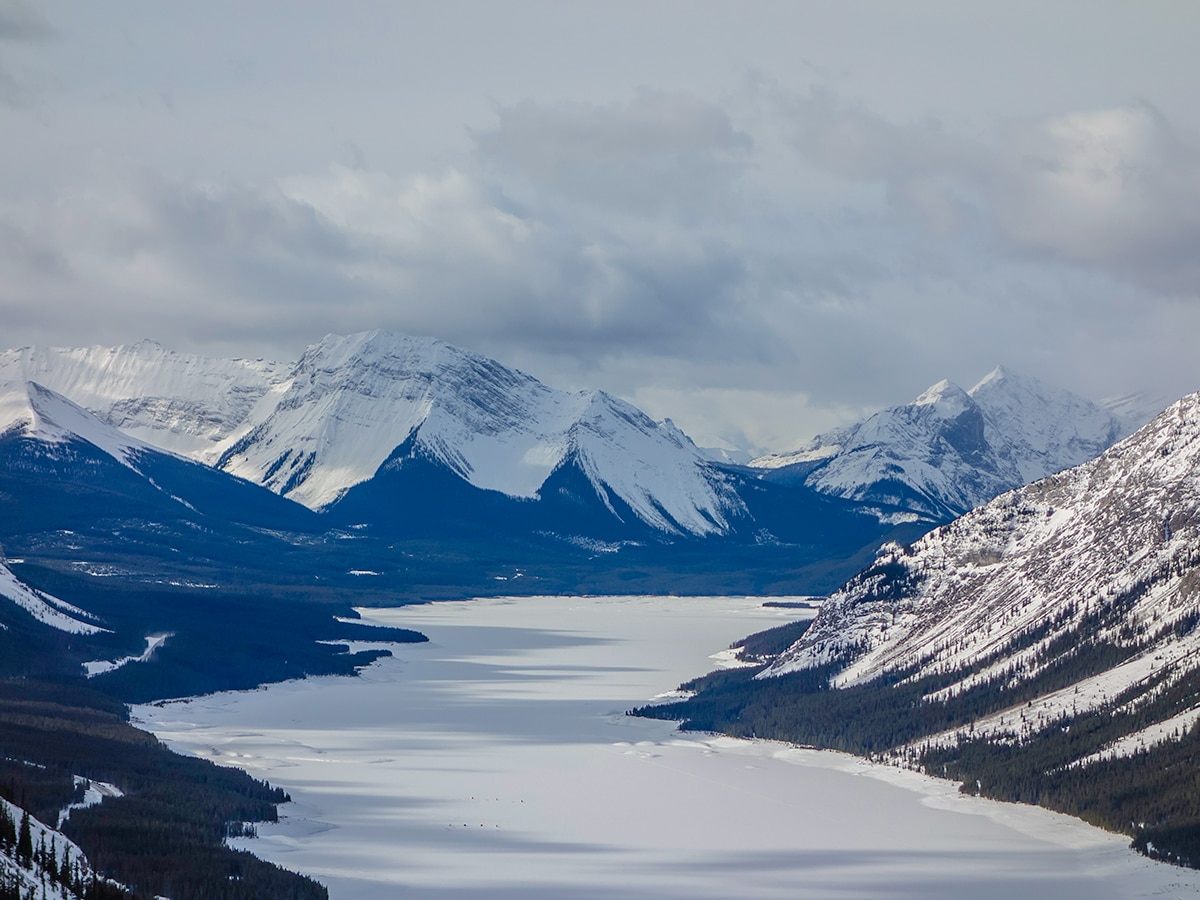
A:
[133,596,1200,899]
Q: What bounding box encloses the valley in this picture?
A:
[135,595,1200,900]
[0,332,1196,896]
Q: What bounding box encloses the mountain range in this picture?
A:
[766,391,1200,696]
[0,331,1167,677]
[2,329,1166,700]
[1,333,768,539]
[2,333,1153,541]
[0,332,922,599]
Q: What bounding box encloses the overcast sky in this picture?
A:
[2,1,1199,452]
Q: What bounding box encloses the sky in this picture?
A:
[2,1,1199,454]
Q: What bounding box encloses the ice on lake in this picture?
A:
[133,595,1200,899]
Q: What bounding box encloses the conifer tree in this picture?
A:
[0,805,14,849]
[16,814,31,867]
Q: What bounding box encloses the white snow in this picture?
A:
[0,340,291,462]
[57,776,125,828]
[0,560,106,634]
[1075,706,1200,767]
[219,331,743,534]
[1102,389,1176,435]
[758,393,1200,775]
[698,446,754,465]
[749,423,853,470]
[750,366,1126,519]
[1,796,101,900]
[766,392,1200,688]
[0,380,149,468]
[132,595,1198,900]
[969,365,1125,486]
[83,633,171,677]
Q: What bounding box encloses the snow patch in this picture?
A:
[83,633,171,677]
[0,562,106,634]
[57,776,125,828]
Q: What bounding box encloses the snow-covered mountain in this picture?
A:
[216,331,746,535]
[0,379,150,470]
[644,389,1200,865]
[0,379,314,535]
[751,367,1128,519]
[1,333,753,537]
[763,391,1200,753]
[0,340,290,463]
[699,446,755,465]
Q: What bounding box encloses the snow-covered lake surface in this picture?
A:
[133,595,1200,899]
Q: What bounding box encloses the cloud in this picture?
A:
[0,1,55,106]
[3,83,1200,452]
[278,165,756,359]
[474,89,753,218]
[772,85,1200,299]
[990,103,1200,294]
[0,1,56,41]
[0,163,756,368]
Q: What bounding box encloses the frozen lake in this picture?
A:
[134,595,1200,899]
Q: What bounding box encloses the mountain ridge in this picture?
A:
[214,330,748,536]
[0,340,290,463]
[751,366,1128,519]
[764,390,1200,694]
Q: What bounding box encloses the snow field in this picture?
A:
[134,595,1200,899]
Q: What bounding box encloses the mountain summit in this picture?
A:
[751,366,1128,519]
[215,331,746,535]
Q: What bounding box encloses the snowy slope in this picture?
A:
[970,366,1125,486]
[0,378,312,536]
[698,446,754,465]
[218,331,745,534]
[547,394,746,534]
[0,560,106,634]
[762,391,1200,755]
[751,367,1126,519]
[808,379,1004,517]
[0,796,114,899]
[0,340,290,462]
[0,380,148,468]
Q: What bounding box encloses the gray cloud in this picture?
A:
[0,62,22,105]
[3,72,1200,452]
[773,85,1200,300]
[0,220,65,275]
[0,1,55,106]
[475,90,753,219]
[0,164,758,372]
[989,103,1200,295]
[0,1,55,41]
